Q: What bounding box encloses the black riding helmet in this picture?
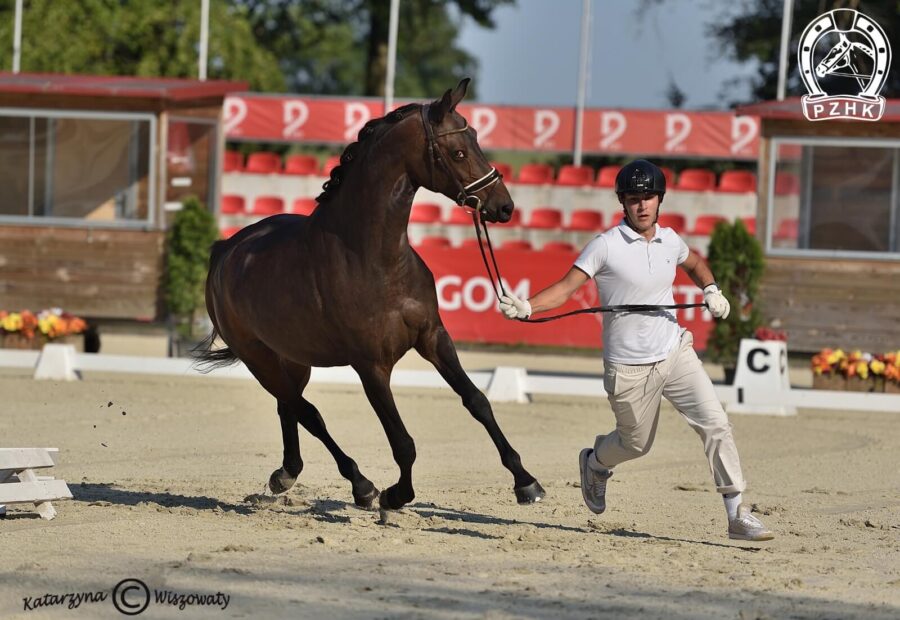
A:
[615,159,666,203]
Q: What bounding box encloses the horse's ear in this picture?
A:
[450,78,470,111]
[429,88,454,124]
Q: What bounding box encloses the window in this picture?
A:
[769,139,900,259]
[0,109,155,227]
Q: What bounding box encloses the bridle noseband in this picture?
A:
[420,104,501,214]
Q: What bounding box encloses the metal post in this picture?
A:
[199,0,210,80]
[573,0,592,166]
[776,0,794,100]
[384,0,400,113]
[13,0,23,73]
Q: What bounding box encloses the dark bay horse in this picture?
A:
[197,79,545,511]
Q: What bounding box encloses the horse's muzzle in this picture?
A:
[496,203,514,223]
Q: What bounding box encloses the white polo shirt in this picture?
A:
[574,221,690,364]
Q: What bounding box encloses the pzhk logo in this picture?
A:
[798,8,891,121]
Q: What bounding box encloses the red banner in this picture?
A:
[416,246,713,350]
[224,94,760,161]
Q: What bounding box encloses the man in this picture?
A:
[499,159,773,541]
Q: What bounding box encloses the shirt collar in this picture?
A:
[618,220,661,243]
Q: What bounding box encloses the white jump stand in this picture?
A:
[726,338,797,416]
[0,448,73,520]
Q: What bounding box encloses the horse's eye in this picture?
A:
[454,150,466,160]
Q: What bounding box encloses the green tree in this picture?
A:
[705,220,765,372]
[0,0,285,91]
[239,0,513,97]
[164,196,219,340]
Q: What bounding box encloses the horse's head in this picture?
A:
[415,79,515,223]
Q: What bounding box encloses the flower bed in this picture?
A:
[0,309,88,350]
[811,348,900,393]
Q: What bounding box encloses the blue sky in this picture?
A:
[457,0,762,110]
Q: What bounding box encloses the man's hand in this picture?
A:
[499,292,532,320]
[703,284,730,319]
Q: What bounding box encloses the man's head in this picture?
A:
[615,160,666,233]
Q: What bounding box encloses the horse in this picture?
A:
[196,79,545,512]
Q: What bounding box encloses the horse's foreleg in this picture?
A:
[294,397,380,509]
[417,325,545,504]
[354,363,417,511]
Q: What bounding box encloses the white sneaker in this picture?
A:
[579,448,612,514]
[728,503,775,541]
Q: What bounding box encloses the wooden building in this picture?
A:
[738,98,900,353]
[0,73,245,321]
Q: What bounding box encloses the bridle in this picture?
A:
[420,104,705,322]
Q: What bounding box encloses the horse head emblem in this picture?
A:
[798,9,891,121]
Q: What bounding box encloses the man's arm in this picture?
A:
[680,250,730,319]
[528,267,591,315]
[679,251,716,289]
[500,267,590,319]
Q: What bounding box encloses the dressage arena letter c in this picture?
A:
[747,348,771,373]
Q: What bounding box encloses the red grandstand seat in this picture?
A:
[717,170,757,193]
[459,238,484,250]
[221,226,242,239]
[418,236,452,248]
[740,216,757,235]
[774,218,798,240]
[445,207,474,225]
[657,213,687,233]
[291,198,317,215]
[245,151,282,174]
[595,165,621,188]
[660,166,676,188]
[220,195,246,215]
[690,215,728,236]
[410,203,442,224]
[675,168,716,191]
[322,156,342,176]
[491,161,513,180]
[516,163,554,185]
[223,150,244,173]
[526,208,563,230]
[284,154,319,176]
[556,165,593,187]
[502,240,533,250]
[565,209,603,231]
[775,172,800,195]
[542,241,577,253]
[250,196,285,215]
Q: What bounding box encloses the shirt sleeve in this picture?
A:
[675,233,690,264]
[573,235,608,278]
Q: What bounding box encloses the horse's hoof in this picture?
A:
[268,468,297,495]
[353,484,380,510]
[379,486,413,511]
[515,480,545,504]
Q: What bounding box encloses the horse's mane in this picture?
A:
[316,102,422,204]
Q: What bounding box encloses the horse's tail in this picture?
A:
[192,240,240,373]
[191,327,239,373]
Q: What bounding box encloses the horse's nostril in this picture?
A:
[501,203,514,217]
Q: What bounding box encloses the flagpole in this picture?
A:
[573,0,592,166]
[384,0,401,113]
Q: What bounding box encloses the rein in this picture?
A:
[420,103,706,323]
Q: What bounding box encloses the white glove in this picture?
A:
[703,284,730,319]
[499,292,531,320]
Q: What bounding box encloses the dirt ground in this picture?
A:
[0,353,897,619]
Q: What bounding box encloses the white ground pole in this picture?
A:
[383,0,401,113]
[4,347,899,415]
[199,0,210,81]
[776,0,795,100]
[572,0,592,166]
[12,0,23,73]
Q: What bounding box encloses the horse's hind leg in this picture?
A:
[295,398,380,507]
[416,325,545,504]
[354,363,417,511]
